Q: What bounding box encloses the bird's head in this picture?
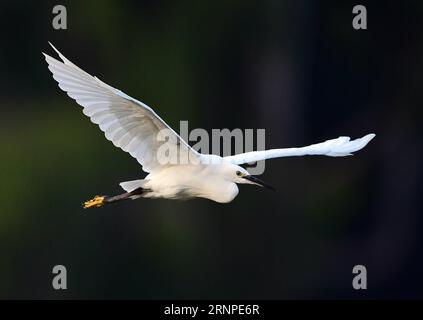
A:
[224,164,276,191]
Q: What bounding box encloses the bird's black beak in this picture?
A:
[243,175,276,192]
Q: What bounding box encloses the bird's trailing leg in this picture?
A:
[83,195,105,209]
[83,188,144,209]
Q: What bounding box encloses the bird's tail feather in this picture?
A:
[119,179,146,192]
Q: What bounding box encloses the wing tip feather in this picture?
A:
[48,41,62,58]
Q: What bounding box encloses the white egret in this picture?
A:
[43,43,375,208]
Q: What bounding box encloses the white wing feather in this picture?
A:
[43,43,198,173]
[224,134,375,165]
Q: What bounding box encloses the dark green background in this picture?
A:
[0,0,421,298]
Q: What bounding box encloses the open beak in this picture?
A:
[243,175,276,192]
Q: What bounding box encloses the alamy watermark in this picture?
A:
[155,121,266,175]
[52,265,67,290]
[52,5,67,30]
[352,5,367,30]
[352,265,367,290]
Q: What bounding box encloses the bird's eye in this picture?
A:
[236,170,242,176]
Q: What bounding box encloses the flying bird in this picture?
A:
[43,43,375,208]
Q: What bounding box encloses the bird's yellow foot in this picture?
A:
[83,196,105,209]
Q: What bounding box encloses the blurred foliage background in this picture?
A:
[0,0,421,299]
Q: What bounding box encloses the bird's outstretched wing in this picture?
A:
[44,43,199,173]
[224,134,375,165]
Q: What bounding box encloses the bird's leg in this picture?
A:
[83,188,144,209]
[83,195,105,209]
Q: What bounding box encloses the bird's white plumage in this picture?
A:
[224,134,375,165]
[43,43,198,173]
[44,44,375,204]
[119,179,146,192]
